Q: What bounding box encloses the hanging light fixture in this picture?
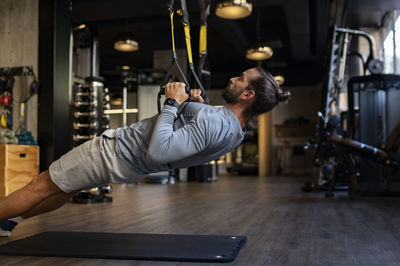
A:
[246,41,273,60]
[216,0,252,20]
[246,9,273,61]
[274,75,285,86]
[114,34,139,52]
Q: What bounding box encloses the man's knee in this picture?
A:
[28,170,63,198]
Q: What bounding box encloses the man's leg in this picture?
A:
[0,189,78,236]
[0,170,67,221]
[21,190,79,219]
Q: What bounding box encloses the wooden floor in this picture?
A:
[1,175,400,265]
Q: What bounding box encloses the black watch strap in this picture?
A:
[164,98,179,108]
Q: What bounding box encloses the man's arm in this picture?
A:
[147,105,208,164]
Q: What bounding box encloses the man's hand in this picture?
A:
[165,82,189,105]
[190,89,205,103]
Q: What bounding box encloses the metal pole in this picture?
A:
[393,21,397,74]
[336,27,377,59]
[122,84,127,126]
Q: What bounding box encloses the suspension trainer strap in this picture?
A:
[198,0,210,56]
[170,12,176,54]
[199,25,207,55]
[197,0,211,93]
[158,0,191,113]
[176,0,208,103]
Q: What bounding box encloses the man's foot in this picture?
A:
[0,220,19,237]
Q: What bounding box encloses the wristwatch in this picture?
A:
[164,98,179,108]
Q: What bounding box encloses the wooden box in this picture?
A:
[0,145,39,200]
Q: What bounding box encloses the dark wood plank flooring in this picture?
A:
[1,175,400,265]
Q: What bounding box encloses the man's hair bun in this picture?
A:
[277,90,290,103]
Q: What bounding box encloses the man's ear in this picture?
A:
[244,89,255,100]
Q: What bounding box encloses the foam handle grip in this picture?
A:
[160,84,191,97]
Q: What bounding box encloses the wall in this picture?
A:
[138,85,162,120]
[270,84,322,174]
[206,89,225,106]
[0,0,38,138]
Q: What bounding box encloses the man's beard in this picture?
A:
[222,84,241,104]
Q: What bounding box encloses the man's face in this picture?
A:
[222,68,259,104]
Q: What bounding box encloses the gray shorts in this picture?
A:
[49,129,146,193]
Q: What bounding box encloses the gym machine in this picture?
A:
[303,26,400,197]
[347,74,400,193]
[306,112,400,197]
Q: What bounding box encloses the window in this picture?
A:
[395,16,400,73]
[383,14,400,74]
[383,16,400,74]
[384,31,394,74]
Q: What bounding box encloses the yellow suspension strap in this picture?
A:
[169,11,176,53]
[158,0,191,113]
[199,25,207,55]
[176,0,208,103]
[197,0,211,92]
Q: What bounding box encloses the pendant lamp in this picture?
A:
[114,34,139,52]
[216,0,252,20]
[246,10,273,61]
[274,75,285,86]
[246,41,273,60]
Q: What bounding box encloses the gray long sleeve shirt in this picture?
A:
[115,102,245,174]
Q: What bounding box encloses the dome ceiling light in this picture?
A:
[246,10,273,61]
[216,0,252,20]
[246,42,273,60]
[114,34,139,52]
[274,75,285,86]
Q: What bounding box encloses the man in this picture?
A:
[0,67,289,236]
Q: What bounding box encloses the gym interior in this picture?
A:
[1,0,400,265]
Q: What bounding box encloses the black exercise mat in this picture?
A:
[0,231,247,262]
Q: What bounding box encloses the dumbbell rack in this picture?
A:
[102,87,111,131]
[72,83,97,144]
[72,77,112,203]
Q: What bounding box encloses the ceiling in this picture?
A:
[69,0,400,90]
